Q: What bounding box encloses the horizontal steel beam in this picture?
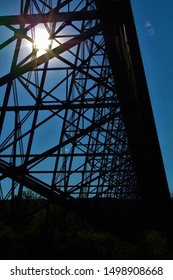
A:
[0,151,127,157]
[0,11,98,26]
[0,102,118,111]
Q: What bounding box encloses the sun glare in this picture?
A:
[26,24,61,58]
[34,27,51,55]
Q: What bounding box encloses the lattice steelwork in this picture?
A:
[0,0,141,202]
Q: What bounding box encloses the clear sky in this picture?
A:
[0,0,173,194]
[131,0,173,194]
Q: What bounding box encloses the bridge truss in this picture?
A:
[0,0,170,207]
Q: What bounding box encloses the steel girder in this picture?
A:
[0,0,151,203]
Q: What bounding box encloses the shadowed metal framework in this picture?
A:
[0,0,170,206]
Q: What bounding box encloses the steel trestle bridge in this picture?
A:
[0,0,170,217]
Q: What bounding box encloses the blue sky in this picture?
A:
[0,0,173,194]
[131,0,173,193]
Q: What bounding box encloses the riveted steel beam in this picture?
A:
[0,11,98,26]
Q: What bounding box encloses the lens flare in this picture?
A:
[34,28,51,54]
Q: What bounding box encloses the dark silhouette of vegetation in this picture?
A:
[0,191,173,260]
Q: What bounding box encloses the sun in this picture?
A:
[26,24,59,57]
[33,26,51,55]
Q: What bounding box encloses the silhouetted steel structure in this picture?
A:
[0,0,170,210]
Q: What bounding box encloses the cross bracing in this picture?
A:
[0,0,169,205]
